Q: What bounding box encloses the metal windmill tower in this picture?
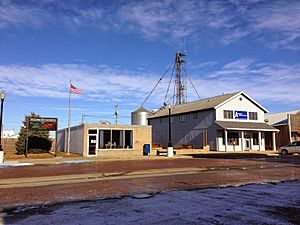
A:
[175,51,186,105]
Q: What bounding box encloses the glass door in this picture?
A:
[245,135,251,150]
[88,135,97,156]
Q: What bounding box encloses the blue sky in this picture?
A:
[0,0,300,131]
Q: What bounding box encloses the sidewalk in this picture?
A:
[0,150,279,167]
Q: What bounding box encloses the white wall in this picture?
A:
[216,131,266,151]
[215,93,265,123]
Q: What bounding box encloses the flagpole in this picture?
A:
[67,80,71,155]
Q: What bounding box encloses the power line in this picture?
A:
[141,59,175,107]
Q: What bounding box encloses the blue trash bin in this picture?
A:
[143,144,150,155]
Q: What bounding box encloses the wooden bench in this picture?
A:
[156,149,177,155]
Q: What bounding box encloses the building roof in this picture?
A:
[216,121,278,131]
[265,109,300,125]
[132,107,149,113]
[148,92,241,119]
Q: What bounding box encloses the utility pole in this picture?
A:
[175,51,186,105]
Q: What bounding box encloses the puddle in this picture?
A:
[0,162,34,167]
[63,160,95,164]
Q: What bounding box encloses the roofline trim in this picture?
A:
[223,127,279,132]
[147,107,214,119]
[214,91,269,113]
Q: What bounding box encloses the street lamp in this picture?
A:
[167,105,172,147]
[0,92,6,155]
[167,104,174,157]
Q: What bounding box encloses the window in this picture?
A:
[124,130,133,149]
[193,112,198,119]
[253,133,259,145]
[224,110,233,119]
[200,129,208,147]
[112,130,122,148]
[98,129,133,149]
[228,132,239,145]
[160,117,163,123]
[88,129,97,134]
[249,112,258,120]
[98,130,111,149]
[223,131,239,145]
[179,114,187,122]
[170,116,175,124]
[290,141,300,146]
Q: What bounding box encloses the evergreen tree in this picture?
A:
[15,112,52,154]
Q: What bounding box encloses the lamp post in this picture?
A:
[0,92,5,163]
[168,105,172,147]
[167,105,174,157]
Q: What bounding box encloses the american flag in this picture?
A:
[70,84,84,94]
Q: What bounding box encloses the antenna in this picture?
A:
[140,50,200,108]
[115,104,119,125]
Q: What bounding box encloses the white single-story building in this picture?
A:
[148,91,278,151]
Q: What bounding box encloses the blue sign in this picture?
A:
[234,111,247,120]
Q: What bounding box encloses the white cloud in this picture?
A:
[0,0,51,30]
[189,59,300,106]
[249,1,300,50]
[1,60,299,109]
[1,0,299,49]
[0,63,162,104]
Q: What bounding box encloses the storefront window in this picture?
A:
[228,132,239,145]
[98,129,133,149]
[253,133,259,145]
[112,130,122,148]
[124,130,133,149]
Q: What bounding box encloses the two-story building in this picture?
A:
[148,91,278,151]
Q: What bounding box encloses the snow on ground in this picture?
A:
[1,180,300,225]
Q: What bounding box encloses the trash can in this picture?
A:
[143,144,150,155]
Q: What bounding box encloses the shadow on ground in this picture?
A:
[184,153,300,165]
[187,153,273,159]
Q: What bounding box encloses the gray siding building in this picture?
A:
[148,92,278,151]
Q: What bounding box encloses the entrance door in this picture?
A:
[88,135,97,156]
[245,136,251,150]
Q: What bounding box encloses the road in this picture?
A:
[0,155,299,208]
[2,180,299,225]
